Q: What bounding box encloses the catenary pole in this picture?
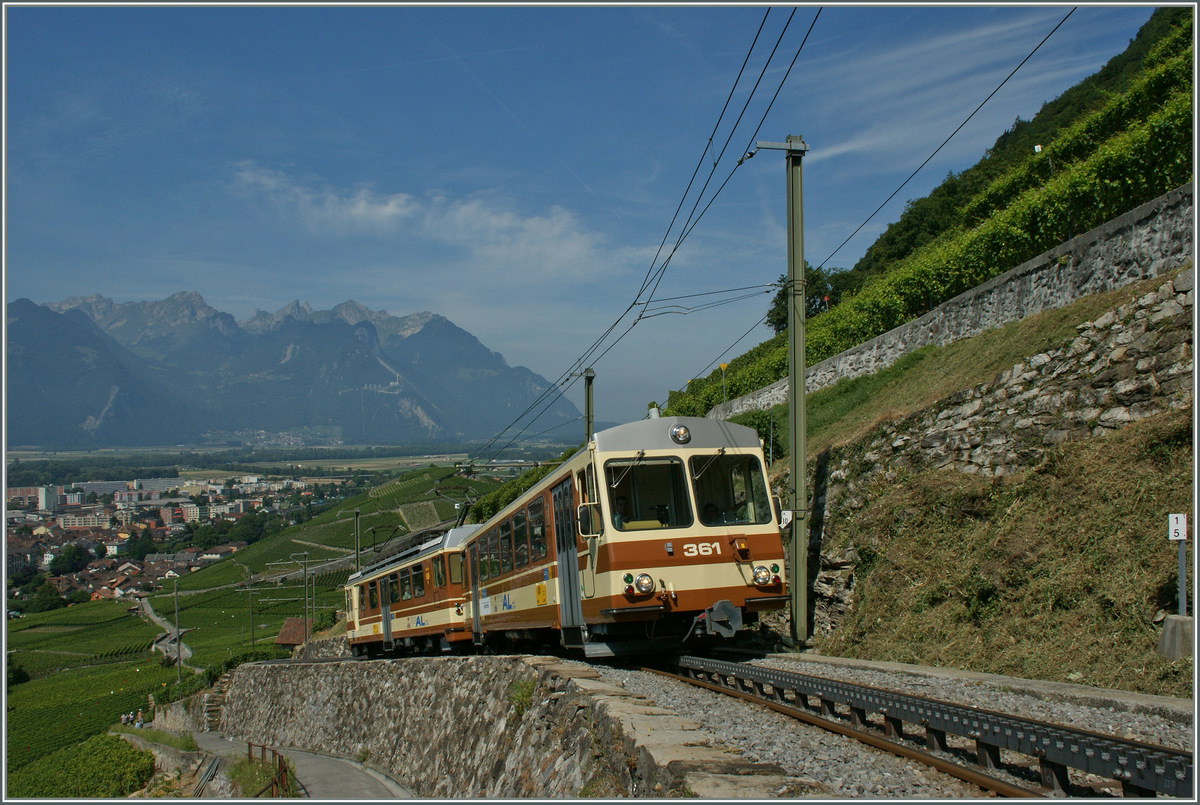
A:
[757,134,810,645]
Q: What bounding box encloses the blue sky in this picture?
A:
[5,3,1158,429]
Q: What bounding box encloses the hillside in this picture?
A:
[667,7,1193,418]
[755,265,1193,699]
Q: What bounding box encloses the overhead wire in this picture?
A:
[470,8,803,462]
[637,8,816,315]
[682,7,1079,395]
[812,6,1077,271]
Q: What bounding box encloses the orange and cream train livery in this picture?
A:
[346,415,788,658]
[345,526,479,656]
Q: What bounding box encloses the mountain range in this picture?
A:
[6,292,583,449]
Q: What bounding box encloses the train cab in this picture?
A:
[461,416,788,657]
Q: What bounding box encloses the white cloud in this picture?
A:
[231,164,633,289]
[232,162,419,235]
[422,195,611,283]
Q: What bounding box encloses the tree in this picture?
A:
[48,544,90,576]
[7,564,37,589]
[7,661,30,690]
[27,581,66,613]
[766,263,844,334]
[126,533,156,562]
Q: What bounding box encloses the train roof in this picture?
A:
[348,524,481,582]
[593,415,761,453]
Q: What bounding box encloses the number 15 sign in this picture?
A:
[1169,513,1188,541]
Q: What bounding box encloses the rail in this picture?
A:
[677,656,1193,798]
[191,756,220,797]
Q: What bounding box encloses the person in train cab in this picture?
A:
[613,495,631,529]
[702,503,721,524]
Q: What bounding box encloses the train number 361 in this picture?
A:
[682,541,722,557]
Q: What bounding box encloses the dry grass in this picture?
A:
[815,408,1193,698]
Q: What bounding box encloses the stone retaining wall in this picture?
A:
[832,267,1192,482]
[292,634,349,660]
[711,184,1194,419]
[219,656,798,798]
[808,267,1193,637]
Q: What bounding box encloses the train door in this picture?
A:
[578,465,599,598]
[381,574,397,648]
[468,547,483,644]
[552,477,585,647]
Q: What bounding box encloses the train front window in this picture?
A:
[690,453,772,526]
[605,456,692,530]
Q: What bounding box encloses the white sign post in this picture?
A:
[1169,514,1188,616]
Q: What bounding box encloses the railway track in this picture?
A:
[652,655,1192,799]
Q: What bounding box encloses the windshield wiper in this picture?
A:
[691,448,725,480]
[609,450,645,489]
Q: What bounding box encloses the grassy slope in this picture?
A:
[816,407,1192,698]
[783,268,1193,698]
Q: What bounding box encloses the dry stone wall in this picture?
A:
[830,267,1192,483]
[711,184,1194,419]
[808,267,1193,637]
[219,655,795,798]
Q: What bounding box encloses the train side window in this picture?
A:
[387,572,400,604]
[413,562,425,598]
[528,497,547,560]
[513,510,529,568]
[358,585,368,613]
[487,528,501,577]
[432,555,446,588]
[400,567,412,600]
[450,551,464,585]
[499,520,513,574]
[367,580,378,610]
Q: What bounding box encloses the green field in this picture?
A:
[5,463,504,782]
[5,602,180,773]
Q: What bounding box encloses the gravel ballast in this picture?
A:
[585,654,1194,798]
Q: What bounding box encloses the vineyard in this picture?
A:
[173,463,498,593]
[7,604,163,678]
[5,602,179,774]
[7,734,157,798]
[666,13,1193,418]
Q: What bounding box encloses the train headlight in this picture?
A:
[634,573,655,594]
[669,424,691,444]
[752,565,772,585]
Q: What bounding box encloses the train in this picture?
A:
[344,414,788,658]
